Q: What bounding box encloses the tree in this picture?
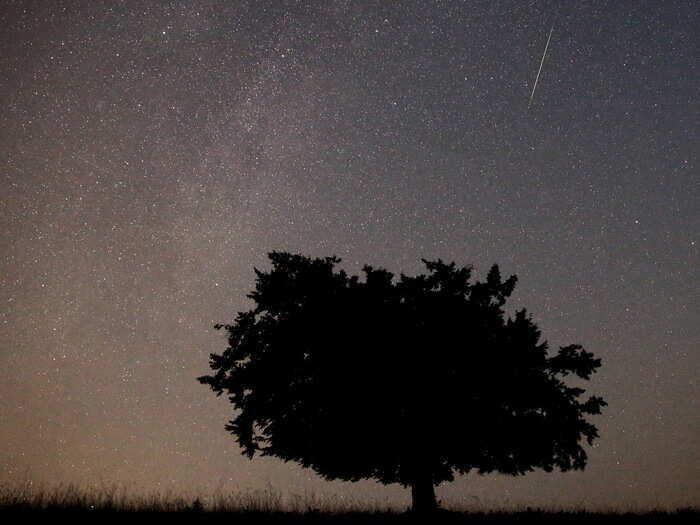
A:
[199,252,606,513]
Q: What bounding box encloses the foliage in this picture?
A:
[199,252,606,497]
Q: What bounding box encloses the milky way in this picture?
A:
[1,1,698,510]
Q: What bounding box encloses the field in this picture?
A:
[1,483,697,523]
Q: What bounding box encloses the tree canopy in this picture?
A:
[199,252,606,512]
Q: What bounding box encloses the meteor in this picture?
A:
[529,23,554,108]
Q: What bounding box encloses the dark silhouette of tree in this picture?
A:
[199,252,606,513]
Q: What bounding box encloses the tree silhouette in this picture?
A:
[199,252,606,513]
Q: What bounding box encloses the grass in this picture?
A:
[0,481,396,514]
[1,482,697,523]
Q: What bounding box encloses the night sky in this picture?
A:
[1,0,698,511]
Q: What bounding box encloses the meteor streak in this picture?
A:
[529,23,554,108]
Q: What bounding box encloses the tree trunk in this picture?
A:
[410,474,438,514]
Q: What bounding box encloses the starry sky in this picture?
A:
[1,0,698,511]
